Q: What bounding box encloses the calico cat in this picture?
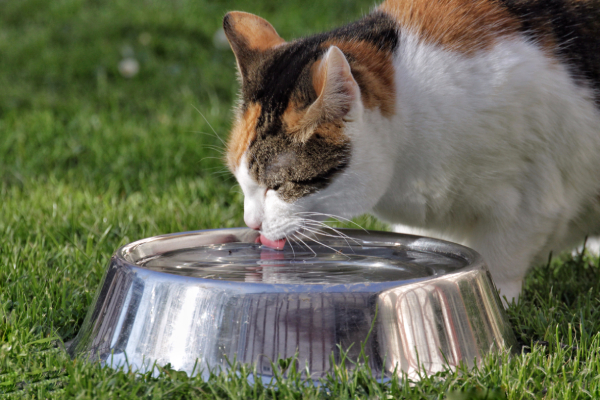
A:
[222,0,600,302]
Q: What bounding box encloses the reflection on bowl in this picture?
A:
[68,228,517,381]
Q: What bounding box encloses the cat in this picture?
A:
[222,0,600,303]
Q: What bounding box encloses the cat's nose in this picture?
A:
[248,223,262,231]
[244,217,262,231]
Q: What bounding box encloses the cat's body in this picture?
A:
[223,0,600,302]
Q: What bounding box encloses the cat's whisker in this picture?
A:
[288,234,302,252]
[291,233,317,257]
[300,217,358,236]
[295,230,350,260]
[301,224,360,252]
[292,233,317,257]
[295,229,341,254]
[300,225,357,253]
[199,145,226,155]
[204,168,233,180]
[200,156,227,163]
[211,170,234,177]
[295,211,352,223]
[295,211,368,232]
[300,222,361,249]
[188,137,224,148]
[211,166,231,173]
[292,214,363,246]
[188,130,225,140]
[187,135,226,154]
[298,218,355,240]
[300,225,340,239]
[283,232,295,258]
[202,167,230,175]
[195,147,226,157]
[191,105,226,147]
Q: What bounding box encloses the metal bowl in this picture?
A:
[68,228,517,381]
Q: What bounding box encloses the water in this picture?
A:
[137,242,466,284]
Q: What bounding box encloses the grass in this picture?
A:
[1,0,599,398]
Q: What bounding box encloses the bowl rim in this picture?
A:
[111,227,488,292]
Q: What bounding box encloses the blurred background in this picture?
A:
[0,0,375,193]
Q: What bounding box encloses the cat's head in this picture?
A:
[223,11,397,243]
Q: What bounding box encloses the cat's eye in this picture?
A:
[270,184,281,191]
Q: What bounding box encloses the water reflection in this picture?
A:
[377,270,515,379]
[137,242,466,284]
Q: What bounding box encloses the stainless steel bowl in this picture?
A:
[68,228,517,381]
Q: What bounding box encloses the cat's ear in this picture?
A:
[295,46,360,142]
[223,12,285,79]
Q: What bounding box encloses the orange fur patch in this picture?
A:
[225,12,285,51]
[327,40,396,116]
[282,100,305,130]
[379,0,520,54]
[227,103,262,170]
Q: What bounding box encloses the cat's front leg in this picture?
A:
[465,222,552,306]
[392,222,533,305]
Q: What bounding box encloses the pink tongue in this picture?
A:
[259,234,287,250]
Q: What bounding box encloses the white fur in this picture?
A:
[376,34,600,302]
[236,33,600,303]
[236,154,301,238]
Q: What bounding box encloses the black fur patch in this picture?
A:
[499,0,600,104]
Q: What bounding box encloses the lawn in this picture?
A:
[1,0,599,398]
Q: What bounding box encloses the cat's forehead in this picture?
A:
[241,42,322,116]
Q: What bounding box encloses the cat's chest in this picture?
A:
[372,170,457,227]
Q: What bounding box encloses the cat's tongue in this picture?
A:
[259,234,287,250]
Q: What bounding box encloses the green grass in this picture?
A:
[1,0,599,398]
